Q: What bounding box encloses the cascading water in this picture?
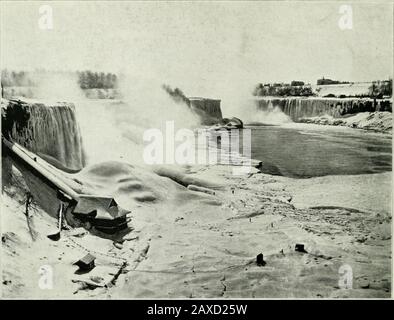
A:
[258,100,291,124]
[240,99,291,124]
[255,97,392,121]
[2,99,85,170]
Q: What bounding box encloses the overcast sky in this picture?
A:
[1,1,393,96]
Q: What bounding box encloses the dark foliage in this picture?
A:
[369,79,392,97]
[1,69,34,87]
[317,78,350,85]
[162,84,190,105]
[77,71,118,89]
[253,82,314,97]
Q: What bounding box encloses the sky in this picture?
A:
[1,1,393,96]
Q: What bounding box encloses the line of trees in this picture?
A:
[1,69,118,90]
[162,84,190,105]
[253,79,393,98]
[1,69,34,87]
[369,79,392,98]
[316,78,350,85]
[253,82,314,97]
[77,71,118,89]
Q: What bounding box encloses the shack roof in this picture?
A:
[74,195,130,220]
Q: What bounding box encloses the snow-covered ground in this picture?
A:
[2,161,391,298]
[299,111,392,133]
[311,83,372,97]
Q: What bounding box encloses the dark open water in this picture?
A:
[249,125,392,178]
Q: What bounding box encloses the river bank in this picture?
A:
[298,111,392,134]
[2,160,391,298]
[281,172,392,216]
[1,96,391,298]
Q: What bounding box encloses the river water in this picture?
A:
[249,124,392,178]
[73,99,391,179]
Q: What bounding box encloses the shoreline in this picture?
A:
[2,98,391,298]
[2,160,391,298]
[247,113,392,135]
[277,172,392,216]
[279,121,392,136]
[296,112,392,134]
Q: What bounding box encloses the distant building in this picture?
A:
[291,81,305,86]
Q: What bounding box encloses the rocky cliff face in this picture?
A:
[255,97,392,122]
[1,98,85,170]
[189,97,223,125]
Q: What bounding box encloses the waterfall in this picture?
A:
[255,97,392,121]
[2,99,85,170]
[189,98,223,125]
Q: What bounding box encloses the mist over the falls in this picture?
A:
[229,98,292,125]
[28,70,294,172]
[30,72,202,167]
[252,104,292,125]
[213,82,292,125]
[30,72,86,102]
[117,75,200,132]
